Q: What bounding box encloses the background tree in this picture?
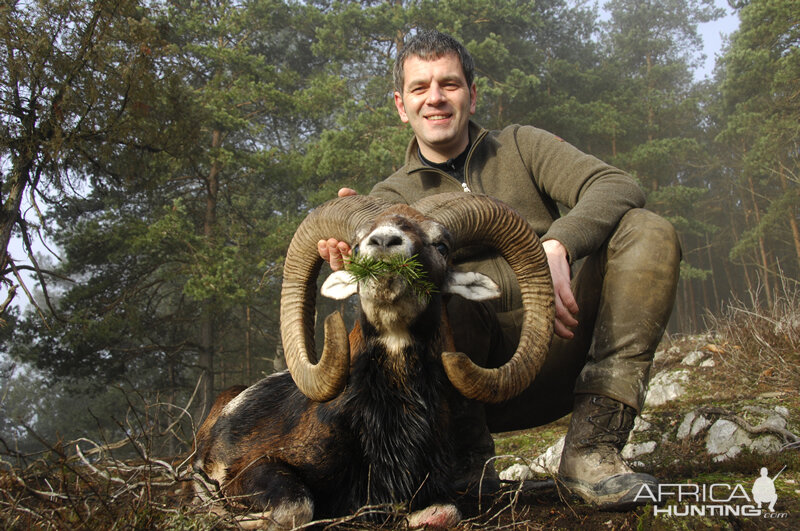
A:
[5,0,337,420]
[716,0,800,306]
[0,0,157,318]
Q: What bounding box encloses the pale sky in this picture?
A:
[696,0,741,80]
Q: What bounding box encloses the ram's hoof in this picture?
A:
[406,503,461,529]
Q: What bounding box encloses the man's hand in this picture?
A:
[317,188,358,271]
[542,239,579,339]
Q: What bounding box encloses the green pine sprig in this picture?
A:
[345,253,438,302]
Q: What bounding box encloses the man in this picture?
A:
[318,30,681,509]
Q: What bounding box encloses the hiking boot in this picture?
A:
[558,394,658,510]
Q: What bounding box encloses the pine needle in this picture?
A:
[345,253,438,302]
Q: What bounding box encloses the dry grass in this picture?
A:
[0,397,223,530]
[704,277,800,390]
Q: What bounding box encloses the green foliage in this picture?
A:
[0,0,163,313]
[680,261,712,281]
[716,0,800,284]
[346,253,438,302]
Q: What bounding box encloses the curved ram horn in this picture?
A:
[412,193,554,403]
[280,195,393,401]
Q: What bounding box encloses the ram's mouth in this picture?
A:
[360,275,407,303]
[346,253,437,303]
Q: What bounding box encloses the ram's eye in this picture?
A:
[434,243,448,256]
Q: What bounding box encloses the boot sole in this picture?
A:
[560,472,659,511]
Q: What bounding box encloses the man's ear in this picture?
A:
[442,271,500,301]
[469,82,477,115]
[321,271,358,300]
[394,91,409,123]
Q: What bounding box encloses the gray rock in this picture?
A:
[763,414,788,431]
[706,419,752,461]
[644,369,690,407]
[749,435,783,455]
[622,441,657,460]
[498,436,565,480]
[713,447,741,463]
[774,406,790,418]
[678,411,711,439]
[677,411,697,439]
[633,415,653,433]
[531,436,565,476]
[691,415,712,437]
[700,359,716,367]
[499,463,534,482]
[681,351,705,366]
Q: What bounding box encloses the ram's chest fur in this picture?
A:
[343,336,453,505]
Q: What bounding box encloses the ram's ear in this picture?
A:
[321,271,358,300]
[442,271,501,301]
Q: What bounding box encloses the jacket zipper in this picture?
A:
[462,129,488,193]
[408,128,489,193]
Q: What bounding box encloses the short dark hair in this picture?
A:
[393,30,475,93]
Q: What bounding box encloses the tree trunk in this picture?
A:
[1,154,34,315]
[779,164,800,265]
[199,129,222,417]
[1,173,26,275]
[245,305,252,383]
[705,232,720,310]
[747,174,773,307]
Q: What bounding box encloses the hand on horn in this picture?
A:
[317,188,358,271]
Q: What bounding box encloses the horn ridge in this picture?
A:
[412,193,554,403]
[280,195,393,402]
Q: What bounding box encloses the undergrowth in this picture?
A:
[704,277,800,390]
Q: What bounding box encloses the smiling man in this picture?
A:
[394,52,476,163]
[319,30,681,510]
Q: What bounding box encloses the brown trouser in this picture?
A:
[447,209,681,434]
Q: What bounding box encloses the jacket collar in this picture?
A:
[403,121,489,173]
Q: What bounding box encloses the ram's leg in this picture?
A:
[228,461,314,530]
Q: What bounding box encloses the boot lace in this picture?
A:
[581,395,636,450]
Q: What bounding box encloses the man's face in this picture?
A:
[394,53,476,163]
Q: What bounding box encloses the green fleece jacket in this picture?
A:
[370,121,645,311]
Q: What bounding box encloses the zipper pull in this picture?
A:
[461,182,471,192]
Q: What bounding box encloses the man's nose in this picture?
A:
[426,84,445,104]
